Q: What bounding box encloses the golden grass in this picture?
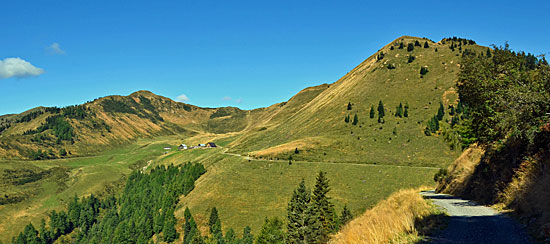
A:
[436,145,484,195]
[330,187,433,244]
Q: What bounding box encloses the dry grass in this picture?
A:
[330,187,435,244]
[436,145,484,195]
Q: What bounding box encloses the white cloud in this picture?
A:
[222,96,232,101]
[176,94,189,102]
[0,57,45,79]
[47,42,65,55]
[235,98,242,104]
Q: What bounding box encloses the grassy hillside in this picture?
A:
[227,36,488,167]
[0,137,175,242]
[0,91,264,160]
[152,146,438,236]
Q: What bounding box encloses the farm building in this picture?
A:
[206,142,217,148]
[178,144,188,150]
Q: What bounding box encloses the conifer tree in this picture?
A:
[404,102,409,117]
[352,113,358,125]
[414,40,421,47]
[256,217,285,244]
[424,41,429,48]
[407,43,414,52]
[369,105,375,118]
[377,100,385,118]
[340,205,353,226]
[486,48,492,57]
[399,42,404,49]
[344,115,349,123]
[437,102,445,121]
[311,171,337,242]
[286,179,311,244]
[209,207,219,234]
[347,102,352,110]
[295,148,299,154]
[225,228,237,244]
[163,209,179,242]
[435,48,438,52]
[184,208,200,244]
[241,226,254,244]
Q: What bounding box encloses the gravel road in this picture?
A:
[421,190,531,244]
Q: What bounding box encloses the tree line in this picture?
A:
[10,162,206,244]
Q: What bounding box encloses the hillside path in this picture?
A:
[421,190,531,244]
[222,148,439,170]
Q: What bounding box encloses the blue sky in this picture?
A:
[1,0,549,115]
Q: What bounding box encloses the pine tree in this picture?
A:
[398,42,404,49]
[184,208,200,244]
[437,102,445,121]
[407,55,415,63]
[414,40,421,47]
[286,179,311,244]
[256,217,285,244]
[295,148,299,154]
[424,41,429,48]
[225,228,237,244]
[393,127,397,135]
[209,207,219,234]
[435,47,438,52]
[420,67,429,75]
[241,226,254,244]
[311,171,337,242]
[398,103,403,117]
[163,209,179,242]
[352,113,358,125]
[407,43,414,52]
[344,115,349,123]
[369,106,375,118]
[340,205,353,226]
[486,48,492,57]
[347,102,352,110]
[377,100,385,118]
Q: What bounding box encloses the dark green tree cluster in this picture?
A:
[425,102,445,136]
[424,115,440,136]
[16,110,44,123]
[414,40,421,47]
[62,105,91,119]
[376,52,385,61]
[11,162,206,244]
[441,37,476,45]
[286,172,346,244]
[457,43,550,146]
[25,115,75,143]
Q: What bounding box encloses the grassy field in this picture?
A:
[154,147,439,236]
[0,136,179,242]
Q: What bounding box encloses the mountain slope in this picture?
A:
[228,36,488,167]
[0,91,259,159]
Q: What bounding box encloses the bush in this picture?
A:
[407,43,414,52]
[420,67,429,75]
